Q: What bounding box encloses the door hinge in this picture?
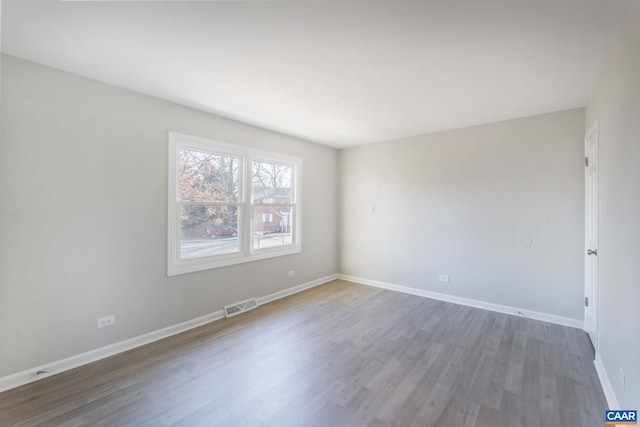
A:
[585,297,589,307]
[585,157,589,167]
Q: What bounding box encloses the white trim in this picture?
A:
[337,274,584,329]
[0,274,337,394]
[594,352,620,410]
[0,310,222,394]
[257,274,337,306]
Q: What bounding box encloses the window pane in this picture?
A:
[252,160,292,204]
[180,205,239,259]
[253,205,293,249]
[179,149,240,202]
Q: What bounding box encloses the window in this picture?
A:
[252,160,294,250]
[168,132,301,276]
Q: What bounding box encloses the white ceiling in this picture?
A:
[1,0,633,148]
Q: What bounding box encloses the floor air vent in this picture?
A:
[224,298,258,318]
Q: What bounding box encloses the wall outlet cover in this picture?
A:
[97,315,115,328]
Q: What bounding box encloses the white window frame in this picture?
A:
[168,132,301,276]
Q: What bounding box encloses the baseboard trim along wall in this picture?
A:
[594,352,620,410]
[0,274,338,394]
[337,274,584,330]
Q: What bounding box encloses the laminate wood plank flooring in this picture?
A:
[0,280,607,427]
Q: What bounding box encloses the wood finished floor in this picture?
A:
[0,280,606,427]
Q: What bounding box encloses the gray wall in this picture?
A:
[339,109,585,320]
[0,55,338,377]
[585,0,640,408]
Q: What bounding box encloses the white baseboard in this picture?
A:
[0,309,226,394]
[337,274,584,330]
[257,274,338,306]
[0,273,338,394]
[594,352,620,410]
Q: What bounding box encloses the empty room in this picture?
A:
[1,0,639,426]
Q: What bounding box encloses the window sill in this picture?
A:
[167,246,302,277]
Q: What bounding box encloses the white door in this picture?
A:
[585,121,599,350]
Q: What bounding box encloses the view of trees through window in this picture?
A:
[177,149,295,259]
[252,160,294,250]
[179,149,241,259]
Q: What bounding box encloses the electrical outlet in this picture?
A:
[619,367,626,390]
[97,315,115,328]
[439,274,449,282]
[288,270,295,277]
